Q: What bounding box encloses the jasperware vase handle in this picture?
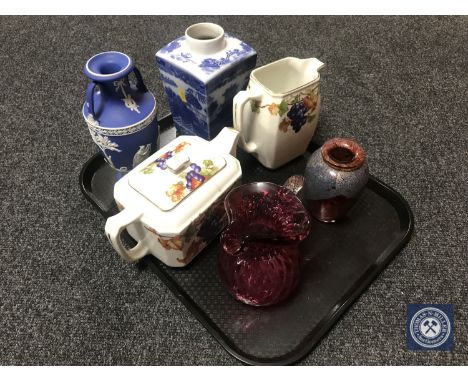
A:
[132,67,148,93]
[233,90,260,153]
[105,208,149,262]
[85,81,98,122]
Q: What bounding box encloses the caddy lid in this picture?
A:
[128,139,227,211]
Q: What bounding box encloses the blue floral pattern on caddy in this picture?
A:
[156,57,205,93]
[171,52,196,64]
[167,39,255,75]
[156,28,257,140]
[199,42,254,74]
[159,37,183,54]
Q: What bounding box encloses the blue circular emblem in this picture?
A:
[409,307,451,348]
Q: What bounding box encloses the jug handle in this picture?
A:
[283,175,305,200]
[233,90,260,153]
[85,81,98,122]
[105,208,149,262]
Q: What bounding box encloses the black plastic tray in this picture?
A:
[79,114,414,365]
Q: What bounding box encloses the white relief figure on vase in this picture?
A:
[87,113,100,126]
[113,79,126,94]
[113,78,141,114]
[90,131,122,153]
[122,94,141,113]
[105,154,128,172]
[133,143,152,167]
[105,153,115,167]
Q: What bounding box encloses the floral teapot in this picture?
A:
[105,127,241,267]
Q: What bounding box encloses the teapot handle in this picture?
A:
[105,208,149,262]
[233,90,260,153]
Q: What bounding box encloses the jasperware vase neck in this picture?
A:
[83,51,152,127]
[84,51,134,81]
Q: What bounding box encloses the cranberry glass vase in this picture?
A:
[218,182,311,306]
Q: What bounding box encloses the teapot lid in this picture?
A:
[128,137,227,211]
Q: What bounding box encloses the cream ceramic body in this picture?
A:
[104,128,241,267]
[233,57,325,169]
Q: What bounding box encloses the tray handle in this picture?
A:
[105,208,149,262]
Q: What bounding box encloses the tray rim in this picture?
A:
[79,114,414,366]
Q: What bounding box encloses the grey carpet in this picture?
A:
[0,16,467,365]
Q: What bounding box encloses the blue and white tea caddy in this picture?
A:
[82,51,159,172]
[155,23,257,140]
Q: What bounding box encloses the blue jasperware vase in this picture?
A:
[156,23,257,140]
[82,51,159,172]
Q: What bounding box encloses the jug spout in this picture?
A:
[210,127,240,157]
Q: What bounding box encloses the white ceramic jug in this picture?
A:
[233,57,325,169]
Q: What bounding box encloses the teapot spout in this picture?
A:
[210,127,240,157]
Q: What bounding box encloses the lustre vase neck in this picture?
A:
[321,138,366,172]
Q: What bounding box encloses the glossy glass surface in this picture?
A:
[218,183,310,306]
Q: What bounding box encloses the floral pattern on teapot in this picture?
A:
[140,141,191,173]
[143,188,229,265]
[166,159,220,203]
[250,84,320,134]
